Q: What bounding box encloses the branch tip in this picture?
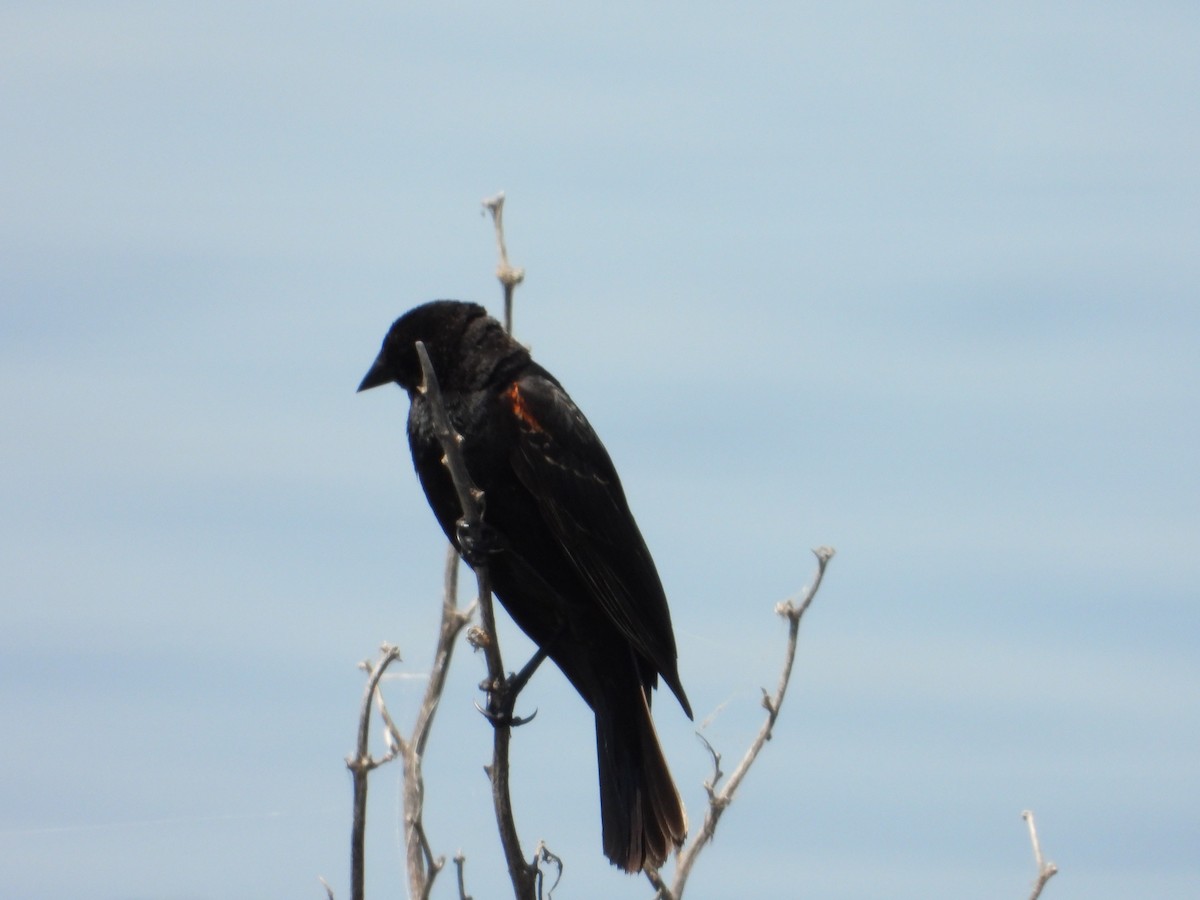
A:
[1022,810,1058,900]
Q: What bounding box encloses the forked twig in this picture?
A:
[337,547,477,900]
[345,643,402,900]
[482,191,524,333]
[368,546,476,898]
[649,546,835,899]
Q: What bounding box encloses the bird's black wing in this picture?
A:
[499,368,689,714]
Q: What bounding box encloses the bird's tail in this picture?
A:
[595,686,687,872]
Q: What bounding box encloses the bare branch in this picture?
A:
[390,543,477,898]
[653,546,835,898]
[695,733,724,804]
[318,875,336,900]
[1022,810,1059,900]
[372,683,406,757]
[346,643,402,900]
[414,546,476,755]
[454,851,473,900]
[643,866,672,900]
[413,817,444,900]
[348,548,476,900]
[482,191,524,333]
[414,339,538,900]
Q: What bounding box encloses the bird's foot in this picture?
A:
[476,646,549,728]
[455,518,504,567]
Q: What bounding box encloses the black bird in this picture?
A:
[358,300,691,872]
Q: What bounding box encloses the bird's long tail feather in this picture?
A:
[595,687,687,872]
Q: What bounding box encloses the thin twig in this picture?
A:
[356,550,476,900]
[414,340,537,900]
[413,818,443,900]
[454,851,473,900]
[373,685,406,756]
[533,841,564,900]
[394,544,476,898]
[695,733,724,805]
[644,866,669,900]
[482,191,524,334]
[652,546,835,898]
[1022,810,1059,900]
[415,546,477,756]
[346,643,402,900]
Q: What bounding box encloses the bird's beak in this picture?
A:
[357,352,393,393]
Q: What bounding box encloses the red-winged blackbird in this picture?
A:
[358,300,691,872]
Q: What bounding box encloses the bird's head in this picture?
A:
[357,300,493,395]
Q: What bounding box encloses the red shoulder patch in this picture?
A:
[504,383,544,433]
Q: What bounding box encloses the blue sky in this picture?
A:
[3,3,1197,898]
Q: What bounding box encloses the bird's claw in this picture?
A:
[474,698,539,728]
[455,518,503,566]
[475,646,549,728]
